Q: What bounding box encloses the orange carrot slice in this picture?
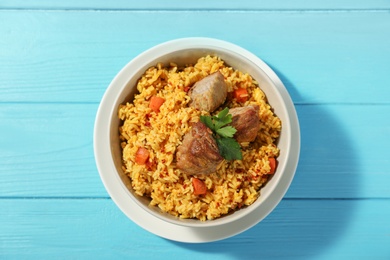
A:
[135,147,150,165]
[149,96,165,113]
[233,88,248,103]
[192,178,207,195]
[268,157,277,174]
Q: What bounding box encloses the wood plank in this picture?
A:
[0,103,107,197]
[290,104,390,199]
[0,11,389,104]
[1,0,390,10]
[0,198,388,258]
[0,103,389,198]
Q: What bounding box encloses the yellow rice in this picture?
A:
[118,56,281,221]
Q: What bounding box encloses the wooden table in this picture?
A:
[1,1,389,258]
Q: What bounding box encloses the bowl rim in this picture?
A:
[94,37,300,239]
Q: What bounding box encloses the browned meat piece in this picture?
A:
[176,122,223,175]
[230,105,261,143]
[189,71,227,112]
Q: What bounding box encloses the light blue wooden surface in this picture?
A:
[1,1,389,259]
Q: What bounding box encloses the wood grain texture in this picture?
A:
[0,103,107,197]
[1,10,390,104]
[0,103,388,198]
[2,0,390,10]
[1,1,390,258]
[0,199,389,259]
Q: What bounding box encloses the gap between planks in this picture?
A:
[0,197,388,200]
[1,8,390,13]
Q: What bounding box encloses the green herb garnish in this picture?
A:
[200,107,242,160]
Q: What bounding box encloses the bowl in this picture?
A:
[94,37,300,242]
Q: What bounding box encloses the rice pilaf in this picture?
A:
[118,56,281,221]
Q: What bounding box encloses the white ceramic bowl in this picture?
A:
[94,37,300,242]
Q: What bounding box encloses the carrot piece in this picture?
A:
[233,88,248,103]
[268,157,277,174]
[149,96,165,113]
[135,147,150,165]
[192,178,207,195]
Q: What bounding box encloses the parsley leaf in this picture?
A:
[200,115,214,131]
[213,107,232,130]
[216,126,236,138]
[216,137,243,160]
[217,107,229,119]
[200,108,242,161]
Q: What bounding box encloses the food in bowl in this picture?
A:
[118,55,281,221]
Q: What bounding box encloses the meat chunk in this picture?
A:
[229,105,261,143]
[189,71,227,112]
[176,122,223,175]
